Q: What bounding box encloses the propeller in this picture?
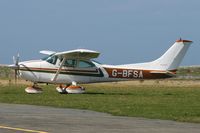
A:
[13,53,20,83]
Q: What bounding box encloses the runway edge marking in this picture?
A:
[0,125,48,133]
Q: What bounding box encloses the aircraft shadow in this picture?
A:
[83,92,105,95]
[83,92,134,96]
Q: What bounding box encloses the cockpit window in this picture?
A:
[46,55,58,65]
[59,59,95,68]
[63,59,76,67]
[78,60,95,68]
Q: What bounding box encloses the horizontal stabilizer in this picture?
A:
[150,71,176,77]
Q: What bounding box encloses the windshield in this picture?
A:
[42,54,58,65]
[92,60,102,65]
[41,55,51,61]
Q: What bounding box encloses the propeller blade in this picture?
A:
[16,53,20,65]
[13,53,20,84]
[13,53,20,66]
[14,69,17,84]
[13,56,16,65]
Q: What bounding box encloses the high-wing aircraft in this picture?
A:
[3,39,192,94]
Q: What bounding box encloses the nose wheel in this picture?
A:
[25,83,43,94]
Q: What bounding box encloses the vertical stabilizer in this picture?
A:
[151,39,192,70]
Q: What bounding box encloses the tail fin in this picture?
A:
[152,39,192,70]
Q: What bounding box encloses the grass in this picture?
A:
[177,67,200,77]
[0,66,13,80]
[0,82,200,123]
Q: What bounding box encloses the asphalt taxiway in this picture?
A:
[0,103,200,133]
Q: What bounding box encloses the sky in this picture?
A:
[0,0,199,66]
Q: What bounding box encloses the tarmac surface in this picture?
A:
[0,103,200,133]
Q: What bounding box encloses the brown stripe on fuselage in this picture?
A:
[19,67,99,73]
[18,67,104,77]
[104,67,177,79]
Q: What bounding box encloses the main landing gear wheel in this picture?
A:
[25,83,43,94]
[56,84,85,94]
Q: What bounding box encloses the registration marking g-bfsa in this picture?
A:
[111,69,143,79]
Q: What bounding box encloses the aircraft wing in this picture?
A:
[55,49,100,59]
[40,50,56,55]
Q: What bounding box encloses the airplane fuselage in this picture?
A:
[18,59,175,84]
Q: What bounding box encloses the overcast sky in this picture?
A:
[0,0,199,65]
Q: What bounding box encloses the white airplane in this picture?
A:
[3,39,192,94]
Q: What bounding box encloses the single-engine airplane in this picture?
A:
[1,38,192,94]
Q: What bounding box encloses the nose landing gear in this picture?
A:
[25,83,43,94]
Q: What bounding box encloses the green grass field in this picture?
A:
[0,82,200,123]
[177,66,200,77]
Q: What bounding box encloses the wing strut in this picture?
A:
[51,57,66,82]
